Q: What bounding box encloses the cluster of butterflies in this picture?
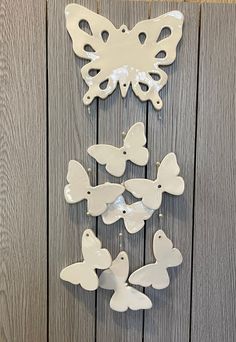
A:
[64,122,185,234]
[60,228,183,312]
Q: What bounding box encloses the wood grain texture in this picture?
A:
[144,3,200,342]
[0,1,47,341]
[191,4,236,342]
[96,1,149,342]
[48,1,98,341]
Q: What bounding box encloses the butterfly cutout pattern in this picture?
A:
[99,251,152,312]
[65,4,184,110]
[64,160,125,216]
[60,229,112,291]
[129,230,182,289]
[124,152,185,210]
[88,122,149,177]
[102,195,154,234]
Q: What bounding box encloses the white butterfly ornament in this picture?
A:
[65,4,184,110]
[88,122,149,177]
[99,251,152,312]
[64,160,125,216]
[60,229,112,291]
[102,195,154,234]
[124,153,185,210]
[129,230,183,289]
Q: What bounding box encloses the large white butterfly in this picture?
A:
[102,195,154,234]
[124,153,185,210]
[129,230,182,289]
[99,251,152,312]
[60,229,112,291]
[64,160,125,216]
[65,4,184,110]
[88,122,149,177]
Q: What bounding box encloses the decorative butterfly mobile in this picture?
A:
[65,4,184,110]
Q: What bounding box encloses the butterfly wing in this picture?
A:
[124,201,154,234]
[99,251,129,291]
[60,262,99,291]
[65,4,120,105]
[64,160,90,203]
[128,11,184,110]
[102,195,126,225]
[109,286,152,312]
[129,263,170,290]
[153,230,183,267]
[87,183,124,216]
[124,179,161,210]
[123,122,149,166]
[82,229,112,270]
[88,144,126,177]
[157,153,185,195]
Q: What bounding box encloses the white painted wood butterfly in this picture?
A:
[88,122,149,177]
[60,229,112,291]
[129,230,182,289]
[124,153,185,210]
[99,251,152,312]
[65,4,184,110]
[64,160,124,216]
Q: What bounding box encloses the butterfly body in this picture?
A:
[88,122,149,177]
[99,251,152,312]
[64,160,125,215]
[124,152,185,210]
[65,4,184,110]
[129,230,183,289]
[102,195,154,234]
[60,229,112,291]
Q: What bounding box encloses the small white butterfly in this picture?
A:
[88,122,149,177]
[99,251,152,312]
[102,195,154,234]
[65,4,184,110]
[64,160,125,216]
[124,152,184,210]
[129,230,182,289]
[60,229,112,291]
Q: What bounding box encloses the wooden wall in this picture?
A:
[0,1,235,341]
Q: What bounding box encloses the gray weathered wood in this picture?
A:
[96,1,149,342]
[144,3,200,342]
[191,4,236,342]
[0,1,47,341]
[48,1,98,341]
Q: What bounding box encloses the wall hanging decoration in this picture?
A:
[99,251,152,312]
[64,160,125,216]
[88,122,149,177]
[60,229,112,290]
[65,4,184,110]
[62,120,185,311]
[129,229,183,289]
[124,152,185,210]
[102,195,154,234]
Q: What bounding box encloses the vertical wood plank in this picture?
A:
[96,1,149,341]
[48,1,97,341]
[0,1,47,341]
[144,3,200,342]
[191,4,236,342]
